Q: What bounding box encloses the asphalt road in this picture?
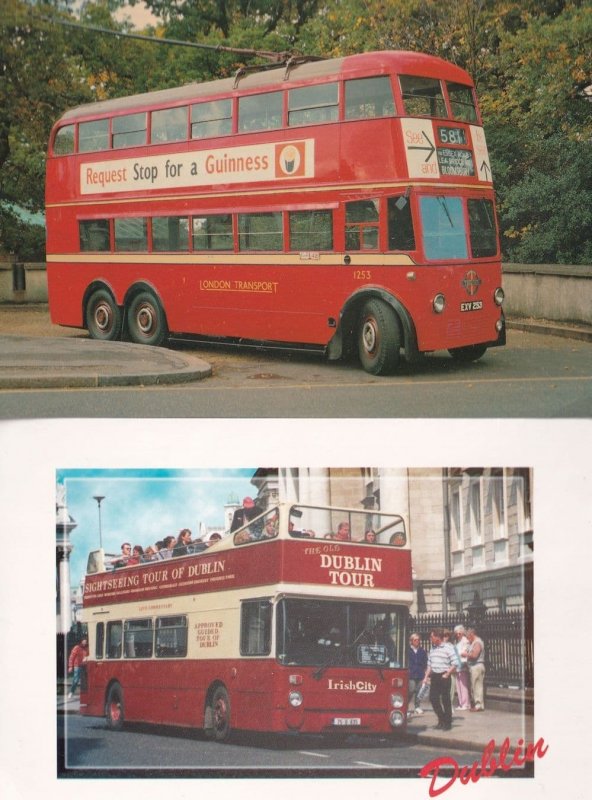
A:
[58,712,481,777]
[0,306,591,417]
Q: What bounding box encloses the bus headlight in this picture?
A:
[432,293,446,313]
[391,693,404,709]
[289,690,303,707]
[494,287,505,306]
[389,710,405,727]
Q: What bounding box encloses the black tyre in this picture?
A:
[85,288,122,341]
[105,683,125,731]
[206,685,231,742]
[126,291,168,346]
[448,343,488,363]
[358,299,401,375]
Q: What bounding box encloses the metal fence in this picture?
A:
[409,608,533,688]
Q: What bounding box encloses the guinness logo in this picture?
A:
[462,270,482,297]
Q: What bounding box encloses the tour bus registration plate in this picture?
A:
[334,717,362,726]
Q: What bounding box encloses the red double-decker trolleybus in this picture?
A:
[80,503,413,739]
[46,50,505,375]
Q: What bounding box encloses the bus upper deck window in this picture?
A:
[53,125,75,155]
[79,119,110,153]
[151,106,188,143]
[191,99,232,139]
[288,83,338,126]
[399,75,447,118]
[238,91,283,132]
[447,82,478,123]
[112,112,147,149]
[345,76,395,120]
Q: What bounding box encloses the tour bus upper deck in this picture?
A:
[83,502,412,607]
[50,50,478,132]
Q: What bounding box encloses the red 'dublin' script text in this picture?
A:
[419,737,548,797]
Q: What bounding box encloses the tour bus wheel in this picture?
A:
[105,683,125,731]
[358,299,401,375]
[448,343,488,363]
[126,291,169,346]
[85,288,123,341]
[208,685,232,742]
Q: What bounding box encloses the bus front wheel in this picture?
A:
[126,291,168,346]
[448,343,488,362]
[358,299,401,375]
[105,683,125,731]
[85,289,122,341]
[206,686,231,742]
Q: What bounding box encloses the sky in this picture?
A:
[57,468,256,587]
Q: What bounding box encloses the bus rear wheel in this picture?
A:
[448,343,488,362]
[85,288,122,341]
[358,299,401,375]
[105,683,125,731]
[206,686,231,742]
[126,291,168,346]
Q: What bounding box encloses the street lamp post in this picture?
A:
[93,495,105,550]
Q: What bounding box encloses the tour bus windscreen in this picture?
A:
[276,600,407,668]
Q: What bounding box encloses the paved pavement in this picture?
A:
[0,334,211,389]
[57,692,533,755]
[0,317,590,390]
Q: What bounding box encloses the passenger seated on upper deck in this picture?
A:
[190,537,208,554]
[363,529,378,544]
[334,522,351,541]
[112,542,132,568]
[173,529,193,557]
[261,515,279,539]
[207,533,222,547]
[127,545,144,565]
[160,535,176,559]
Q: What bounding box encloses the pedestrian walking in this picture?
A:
[422,628,457,731]
[408,633,428,715]
[67,638,88,699]
[465,627,486,711]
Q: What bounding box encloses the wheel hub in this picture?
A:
[362,319,378,354]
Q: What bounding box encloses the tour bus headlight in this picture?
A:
[289,690,303,707]
[432,293,446,314]
[494,287,505,306]
[389,710,405,727]
[391,693,404,709]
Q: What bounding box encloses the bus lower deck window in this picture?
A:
[345,199,379,251]
[152,216,190,251]
[80,219,110,252]
[289,210,333,251]
[387,196,415,251]
[192,215,233,251]
[238,212,283,251]
[114,218,148,251]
